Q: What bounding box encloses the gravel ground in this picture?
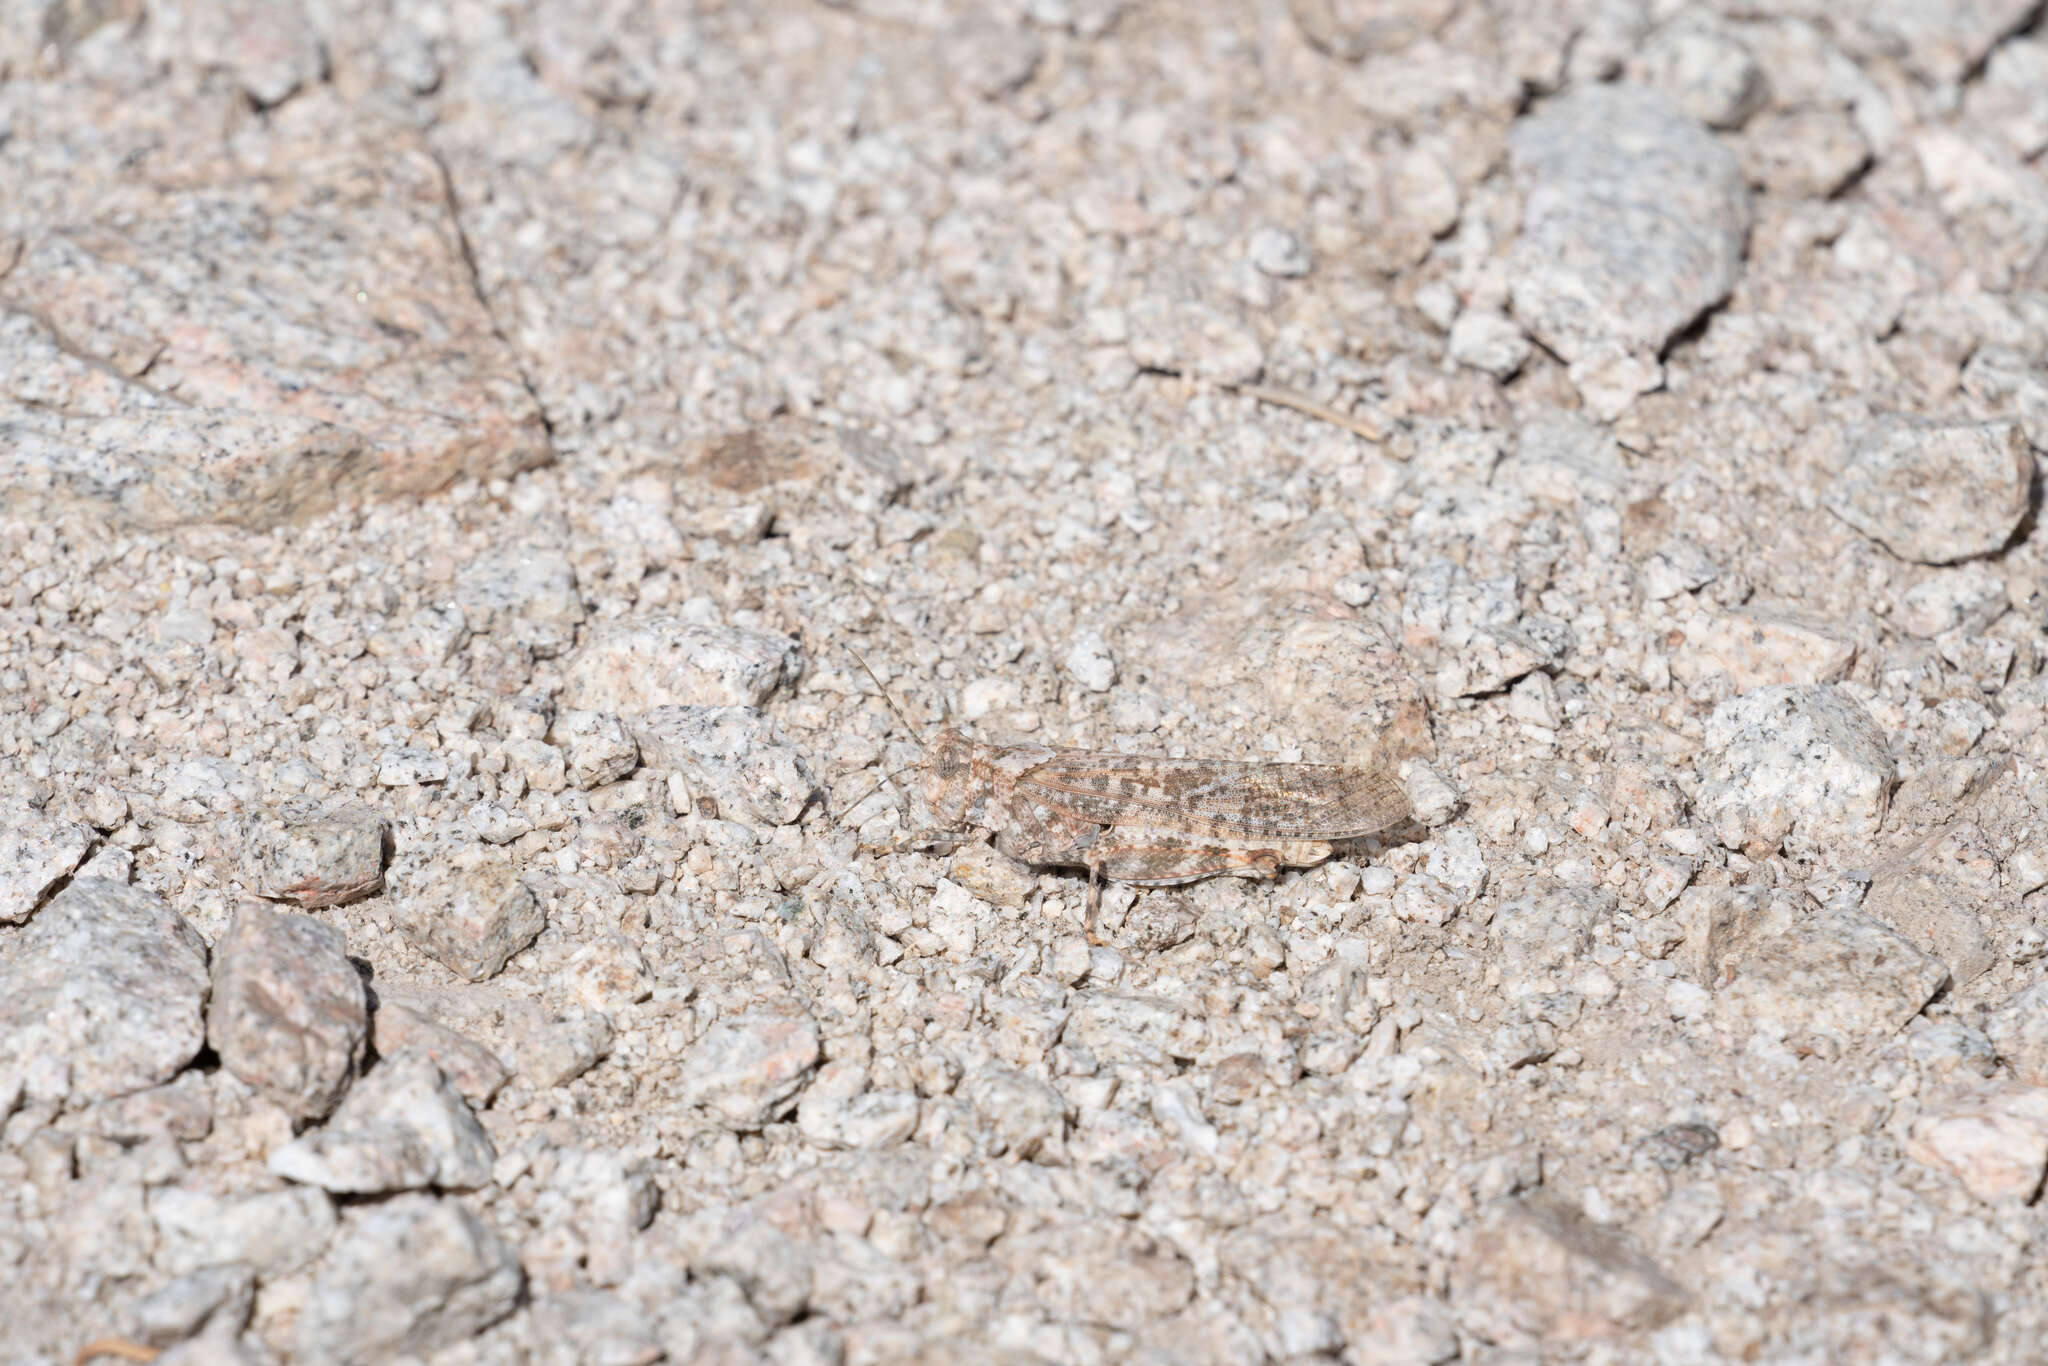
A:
[6,1,2048,1363]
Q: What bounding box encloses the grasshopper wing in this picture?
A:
[1015,750,1411,841]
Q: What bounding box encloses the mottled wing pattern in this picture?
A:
[1015,749,1411,840]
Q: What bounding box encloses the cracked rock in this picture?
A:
[0,811,94,924]
[207,901,368,1121]
[1825,417,2033,565]
[1507,85,1750,418]
[565,619,803,714]
[269,1047,495,1194]
[0,879,209,1105]
[296,1194,524,1366]
[388,849,544,982]
[241,803,388,908]
[631,706,817,827]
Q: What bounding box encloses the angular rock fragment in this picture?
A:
[1985,981,2048,1087]
[1697,685,1895,857]
[94,1072,215,1143]
[371,1001,512,1106]
[0,812,94,923]
[208,901,368,1121]
[1676,604,1858,691]
[522,1010,616,1089]
[1461,1195,1689,1344]
[151,1185,338,1277]
[0,879,209,1104]
[631,706,817,827]
[269,1047,495,1193]
[243,804,388,908]
[0,89,548,531]
[296,1195,524,1365]
[1826,418,2032,565]
[389,851,544,982]
[1907,1084,2048,1203]
[131,1264,256,1350]
[1507,85,1750,418]
[681,1007,822,1129]
[454,546,585,659]
[565,620,803,713]
[1711,904,1948,1043]
[552,709,640,789]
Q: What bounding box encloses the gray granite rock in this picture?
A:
[0,87,548,530]
[1697,685,1896,858]
[1507,85,1750,418]
[151,1185,338,1277]
[630,706,818,827]
[552,708,640,789]
[370,1001,512,1106]
[1826,417,2033,565]
[454,546,586,660]
[0,879,209,1105]
[269,1047,495,1194]
[388,850,544,982]
[681,1008,822,1129]
[565,620,804,713]
[208,902,368,1121]
[0,811,94,923]
[296,1194,523,1365]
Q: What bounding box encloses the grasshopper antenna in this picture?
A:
[845,644,929,745]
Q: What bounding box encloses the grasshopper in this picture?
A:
[849,651,1415,917]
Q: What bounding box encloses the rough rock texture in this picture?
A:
[387,849,544,982]
[207,901,368,1120]
[565,621,805,713]
[269,1046,495,1193]
[1507,84,1751,417]
[0,812,94,923]
[12,3,2048,1363]
[1696,685,1897,859]
[1826,418,2035,565]
[0,89,549,530]
[296,1194,524,1365]
[242,803,388,908]
[631,705,819,826]
[0,879,209,1104]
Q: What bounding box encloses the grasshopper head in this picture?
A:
[923,728,979,826]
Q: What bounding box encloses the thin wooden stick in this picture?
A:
[1221,381,1385,443]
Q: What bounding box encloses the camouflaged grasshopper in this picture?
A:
[849,651,1414,912]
